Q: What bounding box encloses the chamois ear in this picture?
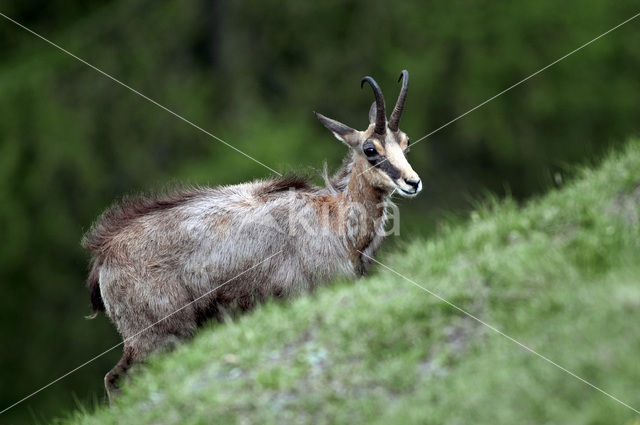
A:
[368,102,377,125]
[314,112,359,147]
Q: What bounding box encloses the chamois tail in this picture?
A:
[86,258,105,319]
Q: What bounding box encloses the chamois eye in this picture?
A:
[363,146,377,157]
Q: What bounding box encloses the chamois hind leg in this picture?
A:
[104,324,195,405]
[104,346,134,405]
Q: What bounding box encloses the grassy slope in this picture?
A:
[63,141,640,425]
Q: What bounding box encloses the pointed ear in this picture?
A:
[314,112,359,147]
[368,102,377,125]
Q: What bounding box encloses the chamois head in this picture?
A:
[315,70,422,197]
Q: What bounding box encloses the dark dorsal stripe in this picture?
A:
[258,175,313,195]
[82,188,207,254]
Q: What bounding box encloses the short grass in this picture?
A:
[60,140,640,425]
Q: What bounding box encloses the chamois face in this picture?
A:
[315,70,422,197]
[358,121,422,197]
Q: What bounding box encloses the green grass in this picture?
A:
[60,140,640,425]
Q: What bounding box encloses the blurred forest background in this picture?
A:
[0,0,638,423]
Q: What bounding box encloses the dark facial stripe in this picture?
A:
[368,157,401,180]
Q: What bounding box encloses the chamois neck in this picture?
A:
[338,158,390,269]
[343,158,389,205]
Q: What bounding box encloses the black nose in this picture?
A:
[404,178,421,190]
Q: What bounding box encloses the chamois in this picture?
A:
[82,71,422,402]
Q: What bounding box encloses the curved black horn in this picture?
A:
[388,70,409,132]
[361,76,387,135]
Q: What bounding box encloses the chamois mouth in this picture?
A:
[396,183,422,198]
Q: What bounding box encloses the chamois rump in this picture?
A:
[82,71,422,401]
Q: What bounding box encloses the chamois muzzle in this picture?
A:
[397,176,422,197]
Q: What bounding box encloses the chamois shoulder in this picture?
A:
[81,186,210,254]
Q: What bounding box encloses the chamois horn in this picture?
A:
[388,70,409,132]
[361,76,387,135]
